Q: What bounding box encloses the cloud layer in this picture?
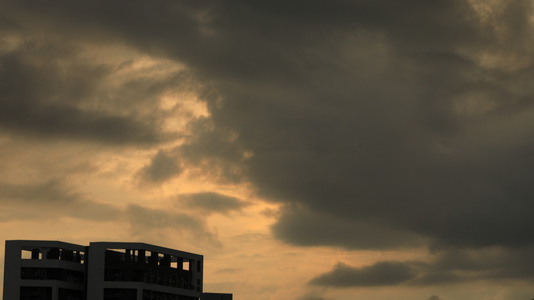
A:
[1,0,534,296]
[0,38,170,145]
[311,245,534,288]
[311,261,416,287]
[179,192,248,214]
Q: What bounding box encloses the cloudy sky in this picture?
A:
[1,1,534,299]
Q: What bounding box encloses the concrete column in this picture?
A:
[3,241,22,300]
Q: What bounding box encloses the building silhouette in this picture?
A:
[3,240,232,300]
[201,294,232,300]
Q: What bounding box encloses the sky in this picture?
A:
[1,1,534,299]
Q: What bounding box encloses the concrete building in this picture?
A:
[3,240,232,300]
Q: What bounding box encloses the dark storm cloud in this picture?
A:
[0,180,120,221]
[131,0,534,251]
[420,246,534,283]
[310,261,416,287]
[179,192,248,214]
[272,205,424,250]
[0,37,170,145]
[139,150,182,183]
[197,0,534,251]
[311,246,534,288]
[3,0,534,275]
[178,117,248,184]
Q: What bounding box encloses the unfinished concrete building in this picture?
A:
[3,240,231,300]
[3,240,86,300]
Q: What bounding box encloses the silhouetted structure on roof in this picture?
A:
[3,240,232,300]
[202,293,232,300]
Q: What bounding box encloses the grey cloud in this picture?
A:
[194,1,534,251]
[0,180,218,246]
[125,204,221,246]
[138,0,534,251]
[140,150,182,183]
[311,246,534,288]
[0,180,80,204]
[0,180,120,221]
[126,204,203,230]
[310,261,416,287]
[272,205,425,250]
[178,117,247,184]
[417,247,534,284]
[0,38,171,146]
[179,192,248,214]
[423,246,534,282]
[413,272,461,286]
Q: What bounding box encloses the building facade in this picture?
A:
[3,240,231,300]
[3,240,87,300]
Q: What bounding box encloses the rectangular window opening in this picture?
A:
[21,250,32,259]
[183,260,190,271]
[76,251,85,264]
[105,248,128,263]
[61,249,74,261]
[107,248,127,254]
